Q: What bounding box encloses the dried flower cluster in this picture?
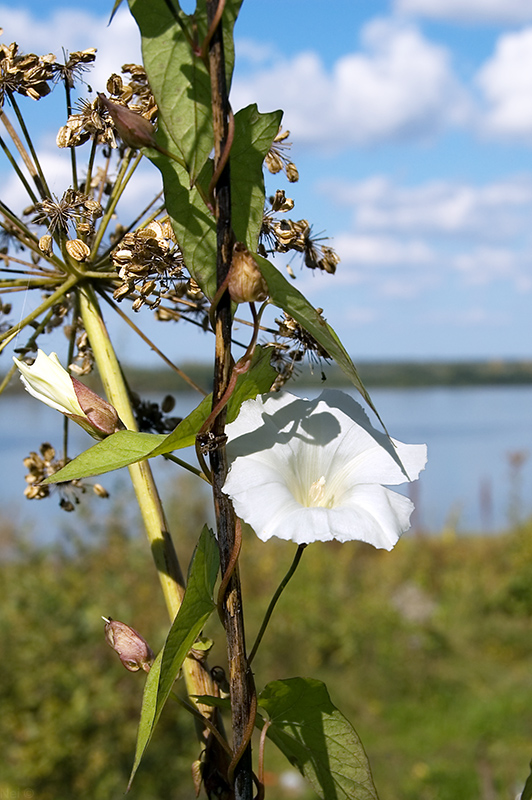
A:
[265,128,299,183]
[57,63,156,149]
[261,212,339,275]
[23,442,108,511]
[111,220,185,310]
[31,190,103,236]
[269,311,331,388]
[0,42,55,104]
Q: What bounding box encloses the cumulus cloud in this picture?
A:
[476,27,532,140]
[0,4,141,90]
[326,174,532,240]
[395,0,532,25]
[232,18,468,148]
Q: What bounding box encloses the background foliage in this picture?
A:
[2,477,532,799]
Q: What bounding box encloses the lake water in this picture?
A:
[2,385,532,539]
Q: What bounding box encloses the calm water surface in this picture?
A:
[2,386,532,539]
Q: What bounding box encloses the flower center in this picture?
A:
[308,476,334,508]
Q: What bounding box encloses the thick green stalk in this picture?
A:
[77,285,221,721]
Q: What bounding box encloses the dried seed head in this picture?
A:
[66,238,91,262]
[227,242,269,304]
[265,127,299,183]
[270,190,295,213]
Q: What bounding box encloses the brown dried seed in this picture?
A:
[66,238,91,261]
[38,235,53,255]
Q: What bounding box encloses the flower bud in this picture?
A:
[13,350,123,439]
[97,93,158,150]
[103,617,154,673]
[227,242,269,304]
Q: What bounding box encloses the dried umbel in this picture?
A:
[268,311,331,388]
[22,442,107,511]
[265,128,299,183]
[261,213,340,275]
[32,190,103,236]
[103,618,154,673]
[0,42,55,105]
[52,48,96,89]
[227,242,269,304]
[57,96,118,149]
[111,221,185,310]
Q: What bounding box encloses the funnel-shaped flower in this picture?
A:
[223,390,427,550]
[13,350,122,439]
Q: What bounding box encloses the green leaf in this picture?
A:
[231,104,283,249]
[42,430,166,483]
[149,145,219,299]
[129,0,243,183]
[148,344,276,456]
[256,255,383,424]
[44,346,276,482]
[259,678,379,800]
[128,526,219,789]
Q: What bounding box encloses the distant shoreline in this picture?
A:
[7,359,530,394]
[5,359,532,395]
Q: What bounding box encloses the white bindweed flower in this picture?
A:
[13,350,122,439]
[223,390,427,550]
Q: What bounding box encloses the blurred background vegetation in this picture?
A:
[2,475,532,799]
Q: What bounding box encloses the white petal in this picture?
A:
[223,389,426,551]
[13,350,84,417]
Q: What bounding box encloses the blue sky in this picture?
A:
[2,0,532,364]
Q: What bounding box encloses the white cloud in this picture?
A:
[476,27,532,140]
[232,18,468,148]
[453,246,532,289]
[334,232,435,268]
[395,0,532,24]
[327,174,532,240]
[0,5,141,90]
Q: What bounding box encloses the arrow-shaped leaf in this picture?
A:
[128,526,219,788]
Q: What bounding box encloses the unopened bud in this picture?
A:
[103,617,154,673]
[98,93,158,150]
[227,242,269,304]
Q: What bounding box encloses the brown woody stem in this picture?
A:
[206,2,255,797]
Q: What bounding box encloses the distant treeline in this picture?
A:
[6,359,532,396]
[121,359,532,393]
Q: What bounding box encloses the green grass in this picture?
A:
[2,487,532,799]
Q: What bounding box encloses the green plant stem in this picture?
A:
[77,284,221,721]
[0,273,79,344]
[248,544,307,666]
[0,132,38,205]
[163,452,209,481]
[6,94,50,198]
[98,289,208,395]
[90,150,141,257]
